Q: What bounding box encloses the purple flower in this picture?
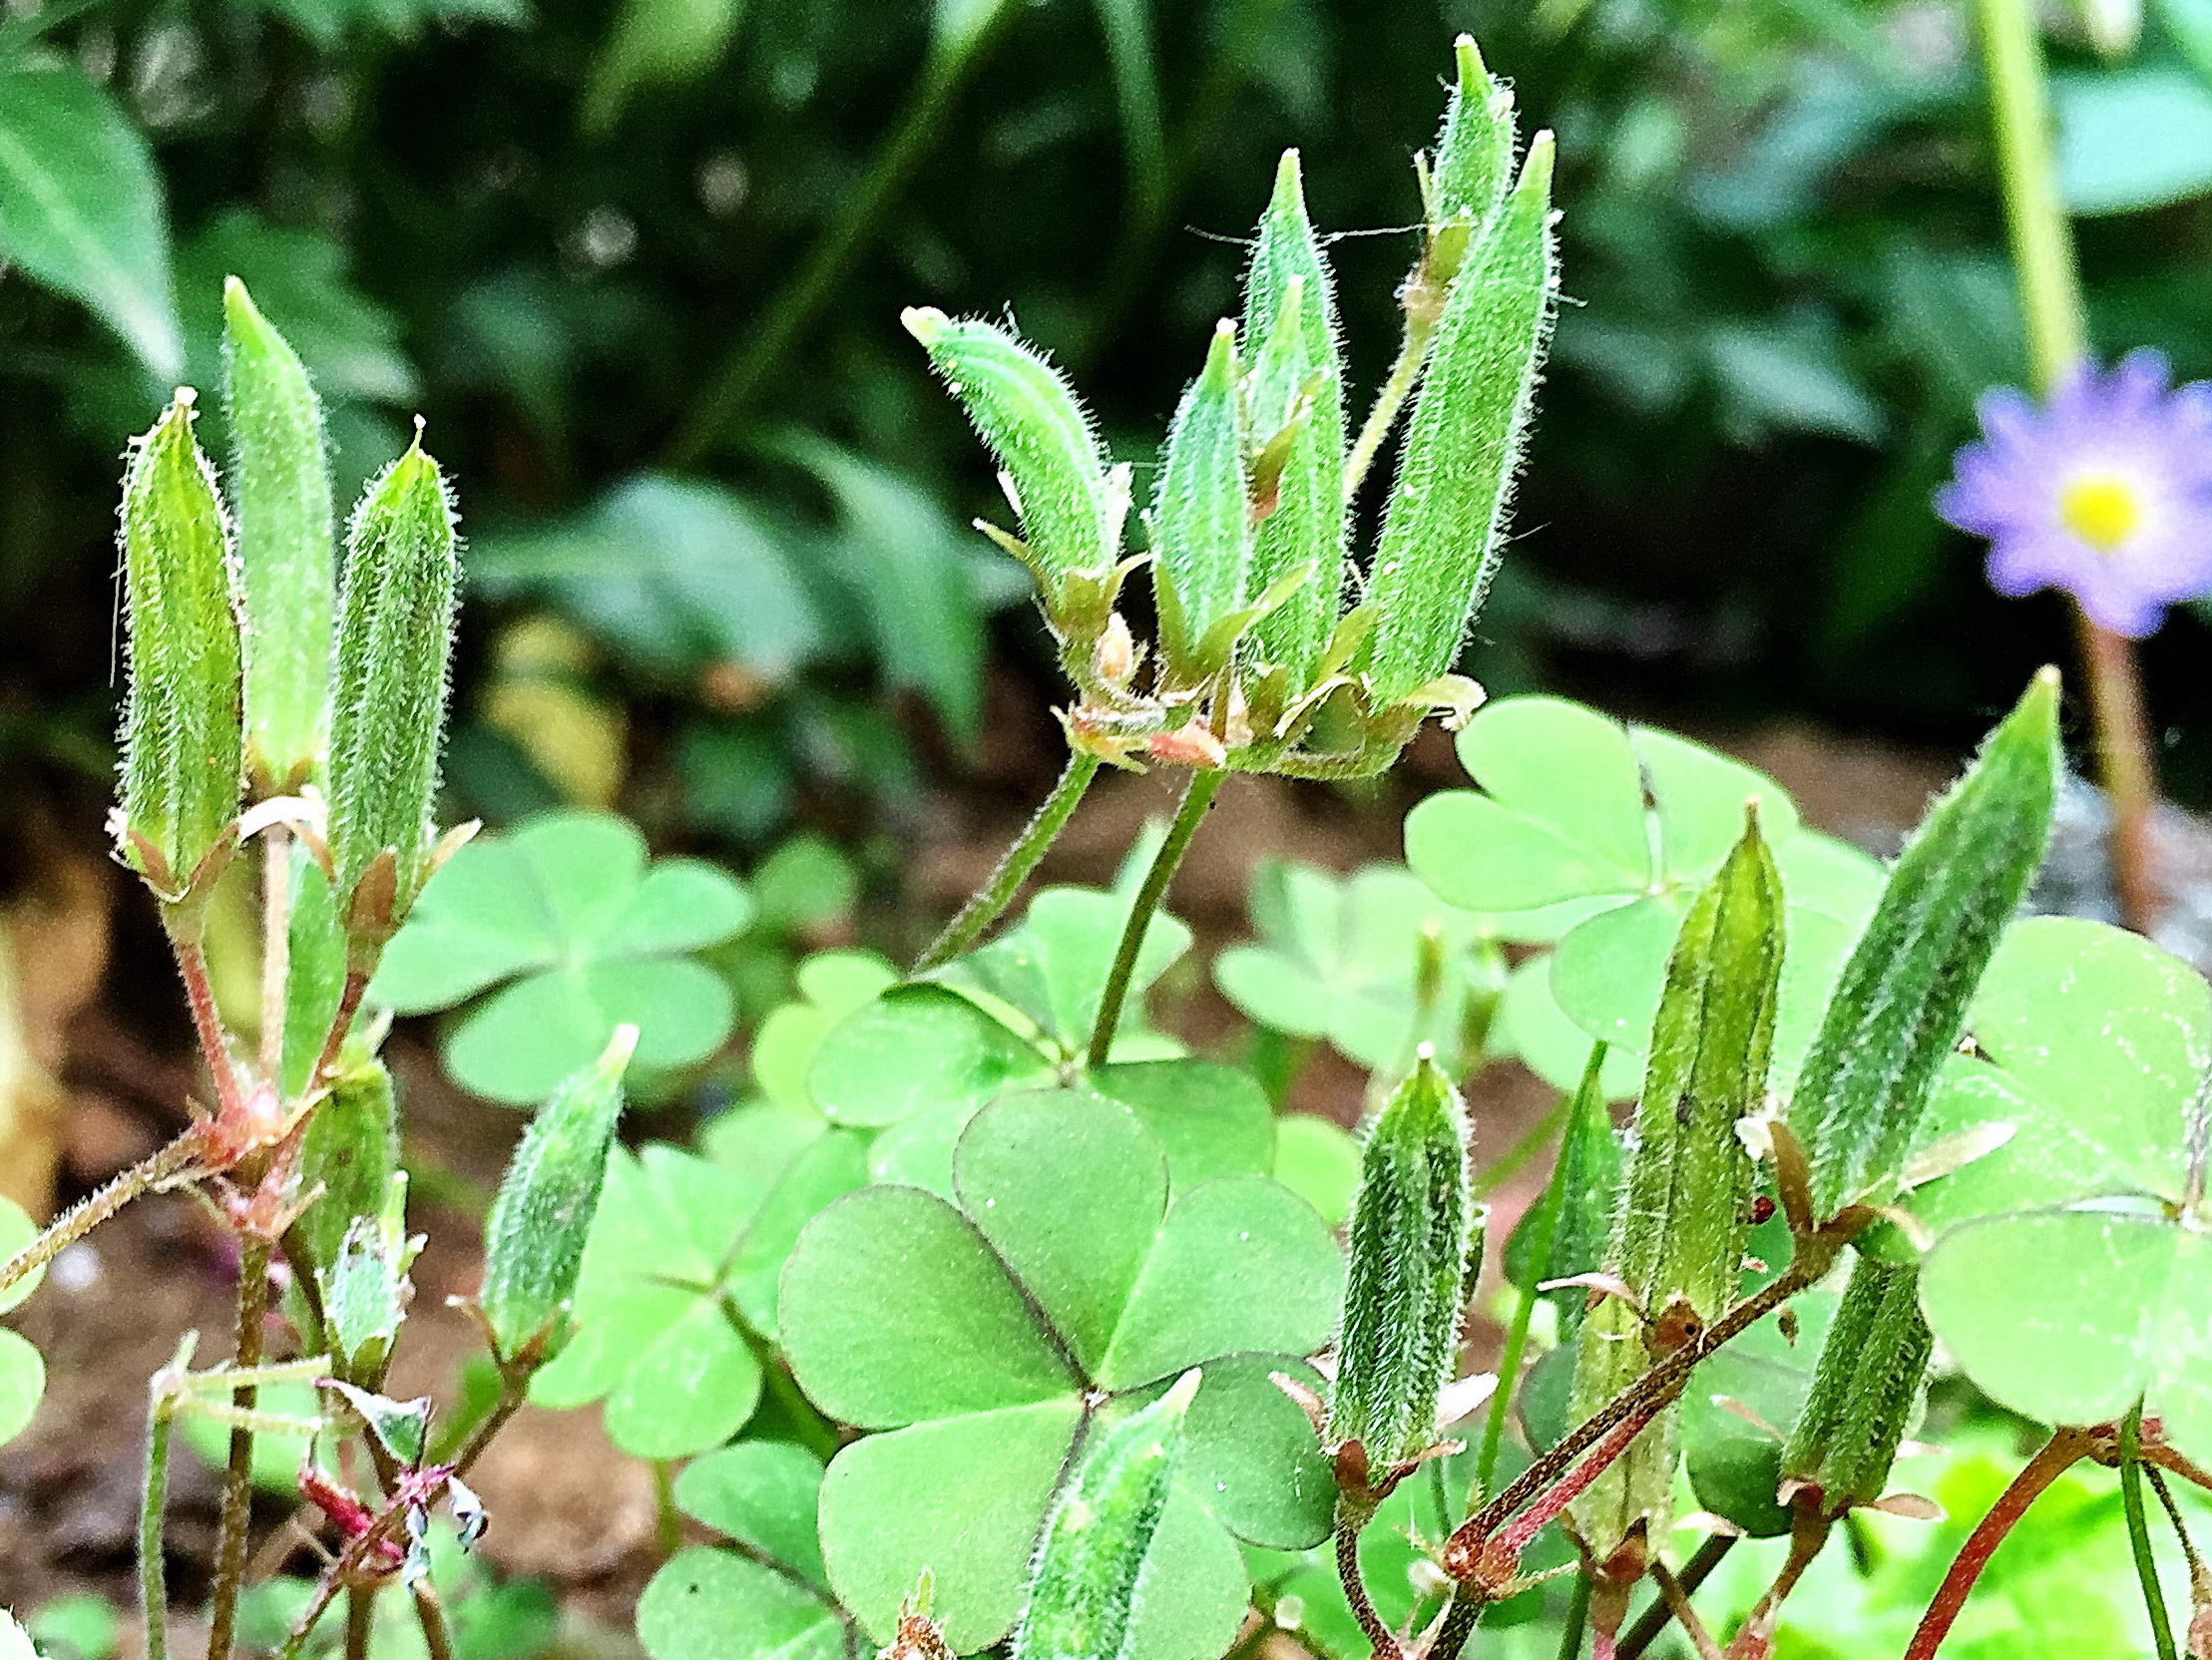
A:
[1936,350,2212,636]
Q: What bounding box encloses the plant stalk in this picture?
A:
[141,1347,190,1660]
[1345,316,1438,509]
[1086,767,1223,1067]
[1648,1559,1723,1660]
[1903,1427,2094,1659]
[208,1236,274,1660]
[0,1131,203,1300]
[1977,0,2160,934]
[259,826,291,1086]
[344,1589,375,1660]
[1614,1535,1734,1660]
[1335,1505,1402,1659]
[175,939,246,1120]
[915,751,1102,972]
[2123,1401,2181,1660]
[1556,1571,1591,1660]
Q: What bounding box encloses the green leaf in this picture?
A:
[1906,917,2212,1234]
[1091,1060,1274,1192]
[372,811,752,1105]
[673,1441,828,1590]
[479,1026,633,1360]
[469,475,822,680]
[780,1099,1342,1653]
[1361,134,1555,704]
[0,1328,43,1448]
[808,983,1054,1133]
[0,65,180,377]
[1922,1206,2212,1460]
[903,309,1120,600]
[1214,861,1497,1072]
[2056,66,2212,214]
[1269,1114,1360,1228]
[1680,1290,1839,1537]
[582,0,745,134]
[956,885,1192,1057]
[1496,955,1643,1100]
[637,1546,845,1660]
[1788,671,2060,1218]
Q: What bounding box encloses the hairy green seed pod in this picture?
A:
[478,1025,634,1363]
[288,1048,399,1285]
[279,844,348,1096]
[1239,151,1347,690]
[1329,1053,1479,1468]
[1569,814,1784,1570]
[1149,320,1253,683]
[902,309,1120,599]
[117,390,245,900]
[223,277,335,795]
[1781,1252,1932,1514]
[325,433,461,930]
[1787,669,2059,1219]
[1362,135,1555,708]
[1429,35,1516,233]
[1012,1368,1200,1660]
[1505,1044,1621,1343]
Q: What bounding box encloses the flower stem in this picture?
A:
[208,1236,273,1660]
[1977,0,2162,934]
[0,1131,203,1301]
[141,1343,192,1660]
[1648,1559,1723,1660]
[914,751,1102,972]
[1904,1427,2094,1659]
[1556,1571,1591,1660]
[1334,1506,1402,1658]
[1344,315,1437,509]
[259,826,291,1086]
[344,1590,375,1660]
[1086,768,1223,1068]
[2123,1401,2181,1660]
[175,939,245,1120]
[1614,1535,1734,1660]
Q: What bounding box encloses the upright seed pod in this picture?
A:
[1239,151,1346,690]
[477,1026,635,1364]
[1781,1251,1933,1514]
[116,390,246,906]
[901,309,1121,611]
[1011,1369,1201,1660]
[324,431,461,938]
[1787,669,2060,1220]
[1328,1052,1479,1472]
[1567,811,1784,1576]
[1149,321,1253,685]
[1361,135,1556,709]
[1428,35,1516,243]
[222,277,334,795]
[1504,1043,1621,1343]
[286,1047,399,1286]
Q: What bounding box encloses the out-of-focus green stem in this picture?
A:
[208,1238,272,1660]
[915,751,1101,972]
[1976,0,2159,934]
[141,1338,195,1660]
[2123,1402,2180,1660]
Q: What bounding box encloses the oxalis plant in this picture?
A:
[8,28,2212,1660]
[0,277,635,1660]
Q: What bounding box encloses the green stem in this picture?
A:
[208,1237,273,1660]
[141,1344,192,1660]
[1343,315,1437,509]
[1555,1571,1590,1659]
[2123,1401,2180,1660]
[259,825,291,1087]
[345,1589,374,1660]
[1086,768,1223,1068]
[666,7,1020,464]
[654,1460,683,1559]
[410,1585,457,1660]
[1977,0,2160,933]
[1472,1097,1569,1201]
[914,751,1102,972]
[1475,1052,1598,1500]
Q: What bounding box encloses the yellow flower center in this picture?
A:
[2058,474,2141,553]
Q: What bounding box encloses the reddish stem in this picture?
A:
[1336,1509,1403,1659]
[176,940,246,1118]
[2075,613,2160,935]
[1904,1428,2094,1659]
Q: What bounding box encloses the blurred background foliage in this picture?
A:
[8,0,2212,862]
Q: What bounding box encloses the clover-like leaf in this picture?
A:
[1904,917,2212,1236]
[1213,860,1500,1072]
[529,1133,867,1457]
[1495,955,1642,1100]
[779,1090,1341,1657]
[1405,696,1802,933]
[371,810,753,1104]
[1269,1114,1360,1228]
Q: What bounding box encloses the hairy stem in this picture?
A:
[311,973,370,1091]
[1904,1428,2094,1659]
[208,1237,273,1660]
[1648,1560,1723,1660]
[176,939,245,1119]
[1426,1586,1483,1660]
[914,751,1102,972]
[1344,313,1438,509]
[1335,1508,1401,1659]
[1977,0,2160,933]
[1086,768,1223,1067]
[2123,1402,2180,1660]
[1614,1535,1735,1660]
[0,1131,203,1300]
